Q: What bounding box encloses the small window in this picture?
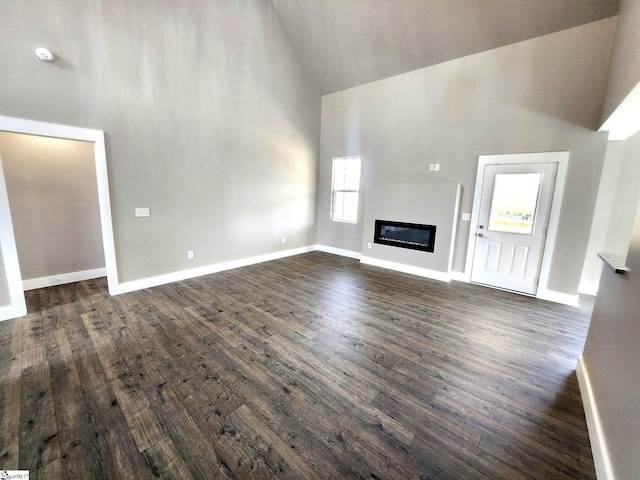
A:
[331,156,361,223]
[488,173,542,235]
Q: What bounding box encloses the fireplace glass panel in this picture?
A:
[374,220,436,252]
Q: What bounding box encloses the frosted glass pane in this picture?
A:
[331,156,361,223]
[344,160,361,190]
[332,157,361,191]
[332,191,359,222]
[488,173,542,234]
[333,159,347,190]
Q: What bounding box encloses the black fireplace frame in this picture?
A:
[374,220,436,253]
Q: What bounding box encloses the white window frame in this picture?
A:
[330,155,361,224]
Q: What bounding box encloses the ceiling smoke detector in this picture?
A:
[35,47,54,63]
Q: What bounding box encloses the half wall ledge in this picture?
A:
[597,252,629,274]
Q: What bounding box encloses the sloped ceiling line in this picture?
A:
[272,0,620,95]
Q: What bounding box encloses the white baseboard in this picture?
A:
[0,303,27,322]
[23,267,107,291]
[359,256,451,282]
[111,246,315,295]
[314,244,362,259]
[579,280,599,296]
[449,272,580,305]
[450,271,468,283]
[536,288,580,306]
[576,357,614,480]
[109,245,579,308]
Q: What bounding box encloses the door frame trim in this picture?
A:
[0,116,119,314]
[0,155,25,320]
[463,152,569,300]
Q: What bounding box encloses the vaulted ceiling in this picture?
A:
[272,0,620,95]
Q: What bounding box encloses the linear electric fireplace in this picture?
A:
[374,220,436,252]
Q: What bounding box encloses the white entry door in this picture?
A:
[470,162,557,295]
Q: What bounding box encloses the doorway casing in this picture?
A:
[0,116,118,320]
[463,151,575,305]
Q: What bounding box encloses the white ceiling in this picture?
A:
[272,0,620,95]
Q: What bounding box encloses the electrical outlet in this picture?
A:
[367,243,372,249]
[135,207,150,217]
[434,163,440,171]
[462,213,471,221]
[428,164,434,171]
[282,237,286,244]
[187,251,194,259]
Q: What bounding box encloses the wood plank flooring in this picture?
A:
[0,251,596,479]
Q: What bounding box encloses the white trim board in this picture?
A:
[0,304,26,322]
[450,271,468,283]
[536,288,579,306]
[0,115,118,305]
[314,244,362,259]
[359,256,451,282]
[448,184,462,273]
[0,148,26,320]
[320,246,579,305]
[576,356,615,480]
[464,151,570,301]
[578,279,599,297]
[111,246,315,295]
[23,268,107,291]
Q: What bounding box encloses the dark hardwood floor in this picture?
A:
[0,251,596,479]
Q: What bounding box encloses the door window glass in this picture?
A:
[488,173,542,234]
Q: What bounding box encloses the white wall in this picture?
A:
[579,140,625,294]
[600,0,640,124]
[602,133,640,255]
[317,19,616,295]
[0,132,105,282]
[0,0,321,285]
[581,130,640,294]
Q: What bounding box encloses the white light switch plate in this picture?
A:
[135,207,150,217]
[462,213,471,221]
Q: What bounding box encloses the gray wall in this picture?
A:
[272,0,620,95]
[600,0,640,123]
[317,19,615,295]
[361,181,460,273]
[0,0,321,283]
[582,193,640,480]
[0,132,105,280]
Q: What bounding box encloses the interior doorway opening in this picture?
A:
[0,132,106,291]
[0,116,118,321]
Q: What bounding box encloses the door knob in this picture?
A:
[478,225,484,229]
[477,233,484,237]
